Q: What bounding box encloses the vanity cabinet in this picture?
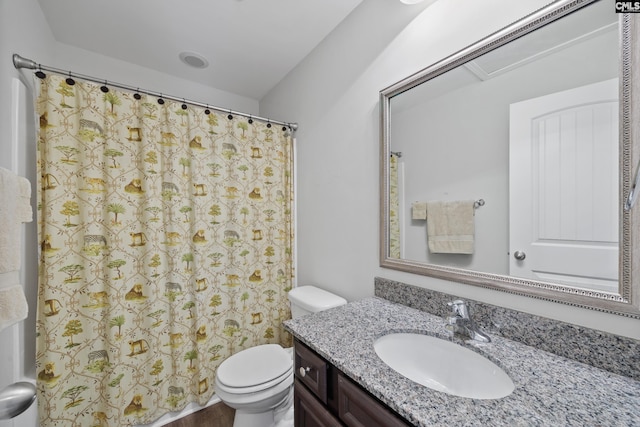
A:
[294,339,410,427]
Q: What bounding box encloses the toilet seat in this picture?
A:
[216,344,293,394]
[216,367,293,395]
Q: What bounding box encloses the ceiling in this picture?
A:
[37,0,363,100]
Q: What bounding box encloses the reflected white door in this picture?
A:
[509,79,618,292]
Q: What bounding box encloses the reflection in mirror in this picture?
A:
[380,0,640,317]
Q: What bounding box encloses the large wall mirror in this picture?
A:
[380,0,640,317]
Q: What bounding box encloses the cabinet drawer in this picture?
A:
[294,380,343,427]
[295,340,328,403]
[338,373,409,427]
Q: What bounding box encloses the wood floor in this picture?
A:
[164,401,235,427]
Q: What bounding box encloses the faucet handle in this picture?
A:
[447,300,469,318]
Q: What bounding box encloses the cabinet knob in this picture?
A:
[298,366,310,377]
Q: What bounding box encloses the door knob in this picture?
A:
[513,251,526,261]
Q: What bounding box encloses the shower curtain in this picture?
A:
[389,153,401,259]
[34,74,294,426]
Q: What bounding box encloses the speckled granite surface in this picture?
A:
[375,277,640,381]
[284,297,640,426]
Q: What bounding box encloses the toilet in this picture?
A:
[214,285,347,427]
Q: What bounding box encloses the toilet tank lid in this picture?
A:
[288,286,347,313]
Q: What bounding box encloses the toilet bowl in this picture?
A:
[214,286,346,427]
[215,344,294,427]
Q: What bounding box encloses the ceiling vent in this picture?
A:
[179,51,209,69]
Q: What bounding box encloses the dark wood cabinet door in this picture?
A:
[294,380,343,427]
[295,339,329,404]
[338,374,410,427]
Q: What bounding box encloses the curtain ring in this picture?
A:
[65,72,75,86]
[134,88,141,100]
[158,94,165,105]
[227,110,233,120]
[181,99,188,110]
[266,120,272,128]
[100,80,109,93]
[248,115,253,124]
[35,65,46,79]
[204,105,211,115]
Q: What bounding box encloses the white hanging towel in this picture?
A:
[0,168,33,331]
[0,284,28,331]
[426,200,475,254]
[0,167,32,272]
[18,174,33,223]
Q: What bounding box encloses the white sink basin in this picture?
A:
[374,333,514,399]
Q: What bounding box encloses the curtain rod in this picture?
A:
[12,53,298,132]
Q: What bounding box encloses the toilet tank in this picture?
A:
[288,286,347,318]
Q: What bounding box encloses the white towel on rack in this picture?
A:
[426,200,475,254]
[0,284,28,331]
[0,168,32,331]
[18,175,32,223]
[0,168,32,273]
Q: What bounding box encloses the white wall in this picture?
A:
[260,0,640,340]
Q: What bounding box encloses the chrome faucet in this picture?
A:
[446,300,491,343]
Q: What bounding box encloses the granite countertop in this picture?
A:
[284,297,640,426]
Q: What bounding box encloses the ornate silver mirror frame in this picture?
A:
[380,0,640,317]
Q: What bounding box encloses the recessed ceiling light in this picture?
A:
[179,51,209,69]
[399,0,426,3]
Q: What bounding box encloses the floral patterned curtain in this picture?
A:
[389,153,401,259]
[35,74,294,426]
